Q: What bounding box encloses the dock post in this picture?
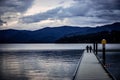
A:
[103,44,106,65]
[95,42,98,55]
[101,39,107,65]
[93,43,95,53]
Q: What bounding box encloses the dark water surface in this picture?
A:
[98,51,120,80]
[0,44,120,80]
[0,50,83,80]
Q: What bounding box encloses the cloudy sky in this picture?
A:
[0,0,120,30]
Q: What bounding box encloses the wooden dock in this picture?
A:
[73,50,113,80]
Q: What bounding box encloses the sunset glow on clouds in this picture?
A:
[0,0,120,30]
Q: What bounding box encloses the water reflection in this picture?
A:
[0,50,83,80]
[98,52,120,80]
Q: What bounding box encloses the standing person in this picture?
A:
[89,46,92,53]
[86,45,89,53]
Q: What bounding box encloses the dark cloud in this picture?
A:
[21,7,62,23]
[0,19,6,26]
[73,0,120,10]
[0,19,3,25]
[21,0,120,24]
[21,4,90,23]
[0,0,33,25]
[0,0,33,14]
[0,0,119,27]
[21,7,73,23]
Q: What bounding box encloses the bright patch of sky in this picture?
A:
[23,0,73,16]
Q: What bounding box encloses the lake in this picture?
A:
[98,51,120,80]
[0,44,120,80]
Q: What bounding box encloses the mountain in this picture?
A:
[0,22,120,43]
[56,30,120,43]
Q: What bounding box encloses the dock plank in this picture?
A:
[74,51,113,80]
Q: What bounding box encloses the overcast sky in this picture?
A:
[0,0,120,30]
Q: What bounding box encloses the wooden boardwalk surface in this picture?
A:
[74,50,113,80]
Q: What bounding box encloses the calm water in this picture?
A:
[98,51,120,80]
[0,49,83,80]
[0,44,120,80]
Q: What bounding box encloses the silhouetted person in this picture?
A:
[89,46,92,53]
[86,45,89,53]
